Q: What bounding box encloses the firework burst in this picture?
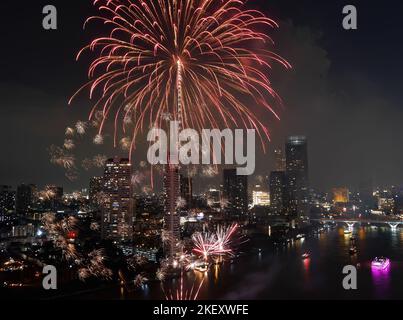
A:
[192,223,239,260]
[71,0,290,156]
[75,121,88,135]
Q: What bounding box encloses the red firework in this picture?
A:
[70,0,290,157]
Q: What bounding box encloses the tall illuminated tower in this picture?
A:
[101,158,133,243]
[285,136,309,217]
[163,60,183,260]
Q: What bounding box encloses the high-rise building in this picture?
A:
[285,136,309,217]
[101,158,133,242]
[269,171,286,215]
[274,149,286,172]
[89,176,103,206]
[206,188,221,210]
[223,168,248,218]
[16,184,36,215]
[0,185,15,214]
[180,175,193,209]
[163,164,181,259]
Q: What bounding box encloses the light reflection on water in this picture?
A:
[77,226,403,300]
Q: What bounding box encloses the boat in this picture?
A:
[349,246,358,255]
[301,253,310,260]
[194,263,209,273]
[371,257,390,270]
[344,229,352,235]
[296,234,305,240]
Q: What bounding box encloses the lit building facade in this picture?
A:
[223,168,248,218]
[274,148,286,172]
[180,174,193,209]
[101,158,133,242]
[16,184,36,215]
[0,186,15,215]
[163,164,181,259]
[89,176,103,206]
[269,171,286,215]
[285,136,309,217]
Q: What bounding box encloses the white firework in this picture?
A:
[176,197,186,209]
[75,121,87,135]
[156,268,167,281]
[120,137,131,150]
[65,127,75,136]
[64,139,75,150]
[93,154,107,167]
[93,134,104,145]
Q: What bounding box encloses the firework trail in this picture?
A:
[70,0,290,157]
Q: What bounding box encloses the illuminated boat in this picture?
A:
[371,257,390,270]
[301,253,310,260]
[344,229,352,235]
[194,263,209,273]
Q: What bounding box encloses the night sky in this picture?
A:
[1,0,402,192]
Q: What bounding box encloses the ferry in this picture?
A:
[194,263,209,273]
[371,257,390,270]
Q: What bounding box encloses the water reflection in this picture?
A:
[74,226,403,300]
[371,263,391,298]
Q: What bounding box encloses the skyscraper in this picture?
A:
[180,174,193,209]
[223,168,248,218]
[163,163,181,259]
[89,176,103,206]
[16,184,36,215]
[0,186,15,214]
[101,158,133,242]
[274,148,286,172]
[206,188,221,211]
[269,171,286,215]
[285,136,309,217]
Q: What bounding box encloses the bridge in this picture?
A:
[313,216,403,231]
